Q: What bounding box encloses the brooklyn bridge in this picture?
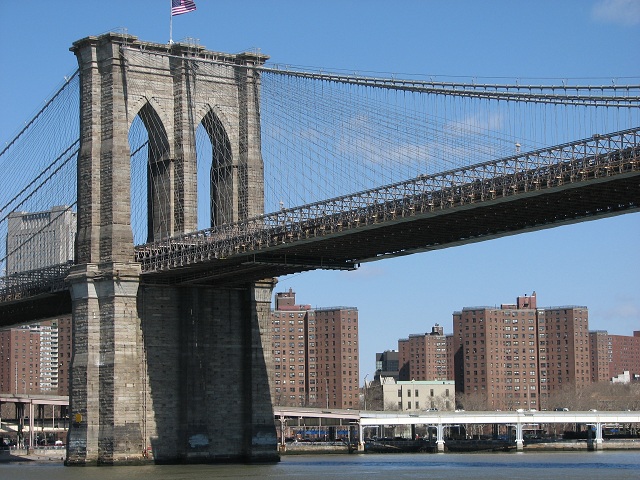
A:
[0,32,638,464]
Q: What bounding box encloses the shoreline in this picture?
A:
[1,439,638,463]
[281,438,640,454]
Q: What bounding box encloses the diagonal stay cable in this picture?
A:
[0,142,79,221]
[0,70,79,159]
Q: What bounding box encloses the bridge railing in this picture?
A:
[1,127,637,293]
[1,127,637,291]
[135,127,639,272]
[0,261,73,302]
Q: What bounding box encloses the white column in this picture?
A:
[436,423,445,452]
[515,422,524,451]
[28,401,35,449]
[594,423,603,450]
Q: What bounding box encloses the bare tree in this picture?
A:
[459,391,488,411]
[546,382,640,411]
[431,392,454,411]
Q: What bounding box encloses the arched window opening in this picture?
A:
[195,123,212,230]
[199,110,233,228]
[129,103,170,244]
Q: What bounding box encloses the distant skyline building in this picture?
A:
[375,350,399,381]
[0,327,41,394]
[590,330,640,382]
[5,206,76,274]
[269,289,359,409]
[398,324,450,382]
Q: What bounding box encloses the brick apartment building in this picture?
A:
[538,304,591,404]
[453,292,593,411]
[0,327,41,394]
[270,289,359,409]
[453,293,540,411]
[0,315,72,396]
[590,330,640,382]
[398,324,450,381]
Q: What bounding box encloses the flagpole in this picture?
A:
[169,0,173,44]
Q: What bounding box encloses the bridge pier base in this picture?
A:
[66,261,278,465]
[66,262,147,465]
[139,279,278,464]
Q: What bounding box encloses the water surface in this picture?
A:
[1,451,638,479]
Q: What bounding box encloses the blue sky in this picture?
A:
[1,1,639,380]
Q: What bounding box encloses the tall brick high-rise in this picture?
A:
[589,330,612,383]
[590,330,640,382]
[269,289,359,409]
[398,324,449,381]
[608,331,640,379]
[538,305,591,402]
[453,294,539,411]
[453,292,591,411]
[0,315,72,396]
[270,289,311,406]
[0,327,41,394]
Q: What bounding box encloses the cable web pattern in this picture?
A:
[1,47,639,290]
[0,73,79,280]
[259,69,639,214]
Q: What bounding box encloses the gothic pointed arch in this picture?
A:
[131,101,173,242]
[200,108,234,227]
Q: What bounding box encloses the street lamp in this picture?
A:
[363,374,369,411]
[325,378,329,409]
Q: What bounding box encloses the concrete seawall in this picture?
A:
[279,439,640,454]
[524,439,640,451]
[1,447,66,462]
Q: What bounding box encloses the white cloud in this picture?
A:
[592,302,640,335]
[592,0,640,26]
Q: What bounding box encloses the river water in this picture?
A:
[1,451,638,479]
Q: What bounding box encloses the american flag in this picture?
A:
[171,0,197,16]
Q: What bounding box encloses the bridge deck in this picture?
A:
[1,129,638,323]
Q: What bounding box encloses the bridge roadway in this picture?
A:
[136,128,640,286]
[273,406,640,452]
[0,128,639,324]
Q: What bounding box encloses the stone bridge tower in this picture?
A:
[66,32,276,465]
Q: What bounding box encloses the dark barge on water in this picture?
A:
[364,436,517,453]
[444,438,516,452]
[364,437,435,453]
